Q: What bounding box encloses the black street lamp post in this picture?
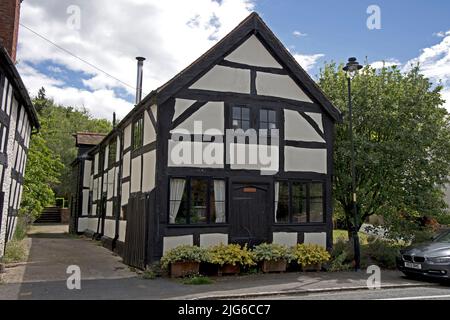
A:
[343,57,363,271]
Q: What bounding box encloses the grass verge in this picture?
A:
[182,275,213,285]
[3,239,28,264]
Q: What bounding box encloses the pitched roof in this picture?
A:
[89,12,342,153]
[0,42,40,129]
[74,132,107,146]
[139,12,342,122]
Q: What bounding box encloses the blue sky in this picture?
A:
[16,0,450,119]
[256,0,450,76]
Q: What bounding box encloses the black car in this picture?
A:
[397,229,450,279]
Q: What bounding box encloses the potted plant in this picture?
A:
[252,243,293,273]
[291,244,331,271]
[207,244,255,275]
[160,245,208,278]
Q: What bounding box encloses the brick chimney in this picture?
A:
[0,0,22,62]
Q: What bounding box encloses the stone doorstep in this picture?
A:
[189,282,436,300]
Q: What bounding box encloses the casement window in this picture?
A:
[229,105,278,142]
[169,177,226,225]
[232,105,251,130]
[274,181,324,223]
[259,109,277,136]
[98,150,105,173]
[108,139,117,166]
[132,116,144,150]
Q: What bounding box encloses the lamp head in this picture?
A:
[343,57,363,78]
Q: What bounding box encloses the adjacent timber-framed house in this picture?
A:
[0,0,40,259]
[71,12,341,269]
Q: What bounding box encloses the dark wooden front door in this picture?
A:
[230,184,269,246]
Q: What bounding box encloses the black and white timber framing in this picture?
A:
[0,43,40,258]
[70,12,342,269]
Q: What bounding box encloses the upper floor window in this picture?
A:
[132,116,143,150]
[275,181,324,224]
[232,106,250,131]
[259,109,277,135]
[108,139,117,166]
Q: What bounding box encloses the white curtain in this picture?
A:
[274,182,279,223]
[169,179,186,223]
[214,180,226,223]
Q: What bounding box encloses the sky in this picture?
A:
[15,0,450,120]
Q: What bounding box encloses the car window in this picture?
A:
[433,230,450,243]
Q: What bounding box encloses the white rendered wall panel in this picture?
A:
[121,182,130,205]
[256,72,312,102]
[130,156,142,193]
[224,35,282,68]
[143,109,156,145]
[171,102,224,133]
[284,109,325,142]
[124,124,132,149]
[83,161,92,188]
[173,99,195,121]
[82,189,90,215]
[284,147,327,173]
[122,151,130,178]
[190,65,250,94]
[142,150,156,193]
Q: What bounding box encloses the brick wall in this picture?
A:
[0,0,21,62]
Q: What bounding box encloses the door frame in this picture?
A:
[229,180,272,245]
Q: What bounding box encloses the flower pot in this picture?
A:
[218,264,240,276]
[170,261,200,278]
[302,263,322,272]
[261,259,287,273]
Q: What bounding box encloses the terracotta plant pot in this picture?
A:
[170,261,200,278]
[218,264,240,276]
[261,259,287,273]
[302,263,322,272]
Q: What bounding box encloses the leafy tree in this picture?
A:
[318,64,450,239]
[32,87,112,197]
[19,134,63,220]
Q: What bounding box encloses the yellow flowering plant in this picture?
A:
[207,243,256,267]
[291,244,331,267]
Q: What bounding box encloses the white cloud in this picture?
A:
[403,30,450,110]
[370,59,401,69]
[293,53,324,72]
[293,30,307,37]
[17,0,255,120]
[17,62,133,119]
[433,31,448,38]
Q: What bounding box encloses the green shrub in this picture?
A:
[207,243,255,267]
[252,243,293,262]
[330,238,403,270]
[436,213,450,226]
[360,240,402,269]
[411,229,435,244]
[329,239,353,271]
[291,244,331,267]
[142,269,157,280]
[3,240,28,264]
[13,217,29,241]
[160,245,208,269]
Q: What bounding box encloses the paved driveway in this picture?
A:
[0,224,136,299]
